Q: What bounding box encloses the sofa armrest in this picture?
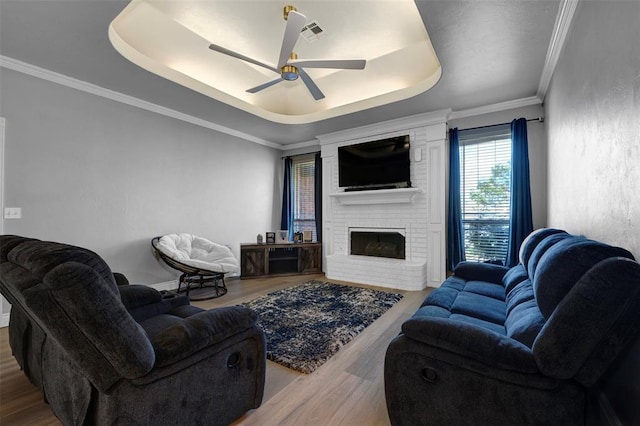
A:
[113,272,129,286]
[402,316,537,373]
[453,261,509,283]
[150,305,259,367]
[119,284,163,310]
[533,257,640,385]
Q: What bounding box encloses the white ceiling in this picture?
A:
[0,0,561,146]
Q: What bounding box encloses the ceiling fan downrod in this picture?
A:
[283,5,297,21]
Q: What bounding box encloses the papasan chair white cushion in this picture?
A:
[157,233,239,274]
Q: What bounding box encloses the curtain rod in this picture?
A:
[456,117,544,132]
[281,151,319,159]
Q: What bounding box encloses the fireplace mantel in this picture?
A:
[329,188,422,206]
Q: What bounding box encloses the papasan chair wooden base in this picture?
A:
[152,234,239,301]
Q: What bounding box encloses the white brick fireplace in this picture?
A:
[318,111,449,291]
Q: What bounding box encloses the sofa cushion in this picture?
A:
[451,292,506,325]
[138,304,205,339]
[441,275,466,291]
[506,280,535,314]
[505,298,545,348]
[503,264,529,294]
[421,285,460,310]
[412,304,452,320]
[533,237,635,319]
[453,261,509,284]
[527,233,574,280]
[518,228,568,269]
[463,281,505,300]
[449,314,506,335]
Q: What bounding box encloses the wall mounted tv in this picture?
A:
[338,135,411,191]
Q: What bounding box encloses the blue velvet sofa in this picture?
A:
[0,235,266,425]
[385,228,640,425]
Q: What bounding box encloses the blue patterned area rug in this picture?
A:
[243,280,403,374]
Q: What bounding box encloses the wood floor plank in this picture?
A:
[0,274,431,426]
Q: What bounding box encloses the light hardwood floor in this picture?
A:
[0,274,431,426]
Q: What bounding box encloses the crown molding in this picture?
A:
[316,109,452,145]
[537,0,580,100]
[0,55,284,150]
[448,96,542,121]
[282,139,321,152]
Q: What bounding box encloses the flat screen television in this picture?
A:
[338,135,411,190]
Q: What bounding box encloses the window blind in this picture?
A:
[292,156,317,241]
[459,125,511,263]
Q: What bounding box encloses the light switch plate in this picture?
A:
[4,207,22,219]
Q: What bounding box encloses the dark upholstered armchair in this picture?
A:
[0,235,266,425]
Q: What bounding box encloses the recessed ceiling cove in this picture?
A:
[109,0,442,124]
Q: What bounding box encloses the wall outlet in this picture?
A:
[4,207,22,219]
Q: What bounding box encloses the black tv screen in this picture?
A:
[338,135,411,190]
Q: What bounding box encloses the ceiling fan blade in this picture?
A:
[246,78,283,93]
[209,43,278,73]
[290,59,366,70]
[277,10,307,69]
[299,68,325,101]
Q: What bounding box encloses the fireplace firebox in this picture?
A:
[350,230,406,260]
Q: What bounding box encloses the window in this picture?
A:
[292,155,317,241]
[459,125,511,264]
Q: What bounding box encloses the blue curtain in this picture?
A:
[280,157,293,241]
[447,128,466,271]
[314,152,323,242]
[506,118,533,266]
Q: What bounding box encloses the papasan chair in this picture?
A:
[151,233,239,300]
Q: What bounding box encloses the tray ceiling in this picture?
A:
[109,0,441,123]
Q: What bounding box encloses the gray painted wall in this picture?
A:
[448,104,547,230]
[546,0,640,259]
[0,69,282,284]
[545,2,640,424]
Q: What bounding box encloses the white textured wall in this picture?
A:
[0,69,281,283]
[545,1,640,258]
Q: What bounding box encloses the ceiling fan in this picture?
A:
[208,5,366,101]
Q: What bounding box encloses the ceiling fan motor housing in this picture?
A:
[282,52,299,80]
[281,65,299,81]
[208,5,364,101]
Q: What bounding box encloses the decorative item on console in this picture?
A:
[303,230,313,243]
[276,230,289,243]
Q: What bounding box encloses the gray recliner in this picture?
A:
[0,235,266,425]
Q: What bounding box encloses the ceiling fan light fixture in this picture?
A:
[281,65,299,81]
